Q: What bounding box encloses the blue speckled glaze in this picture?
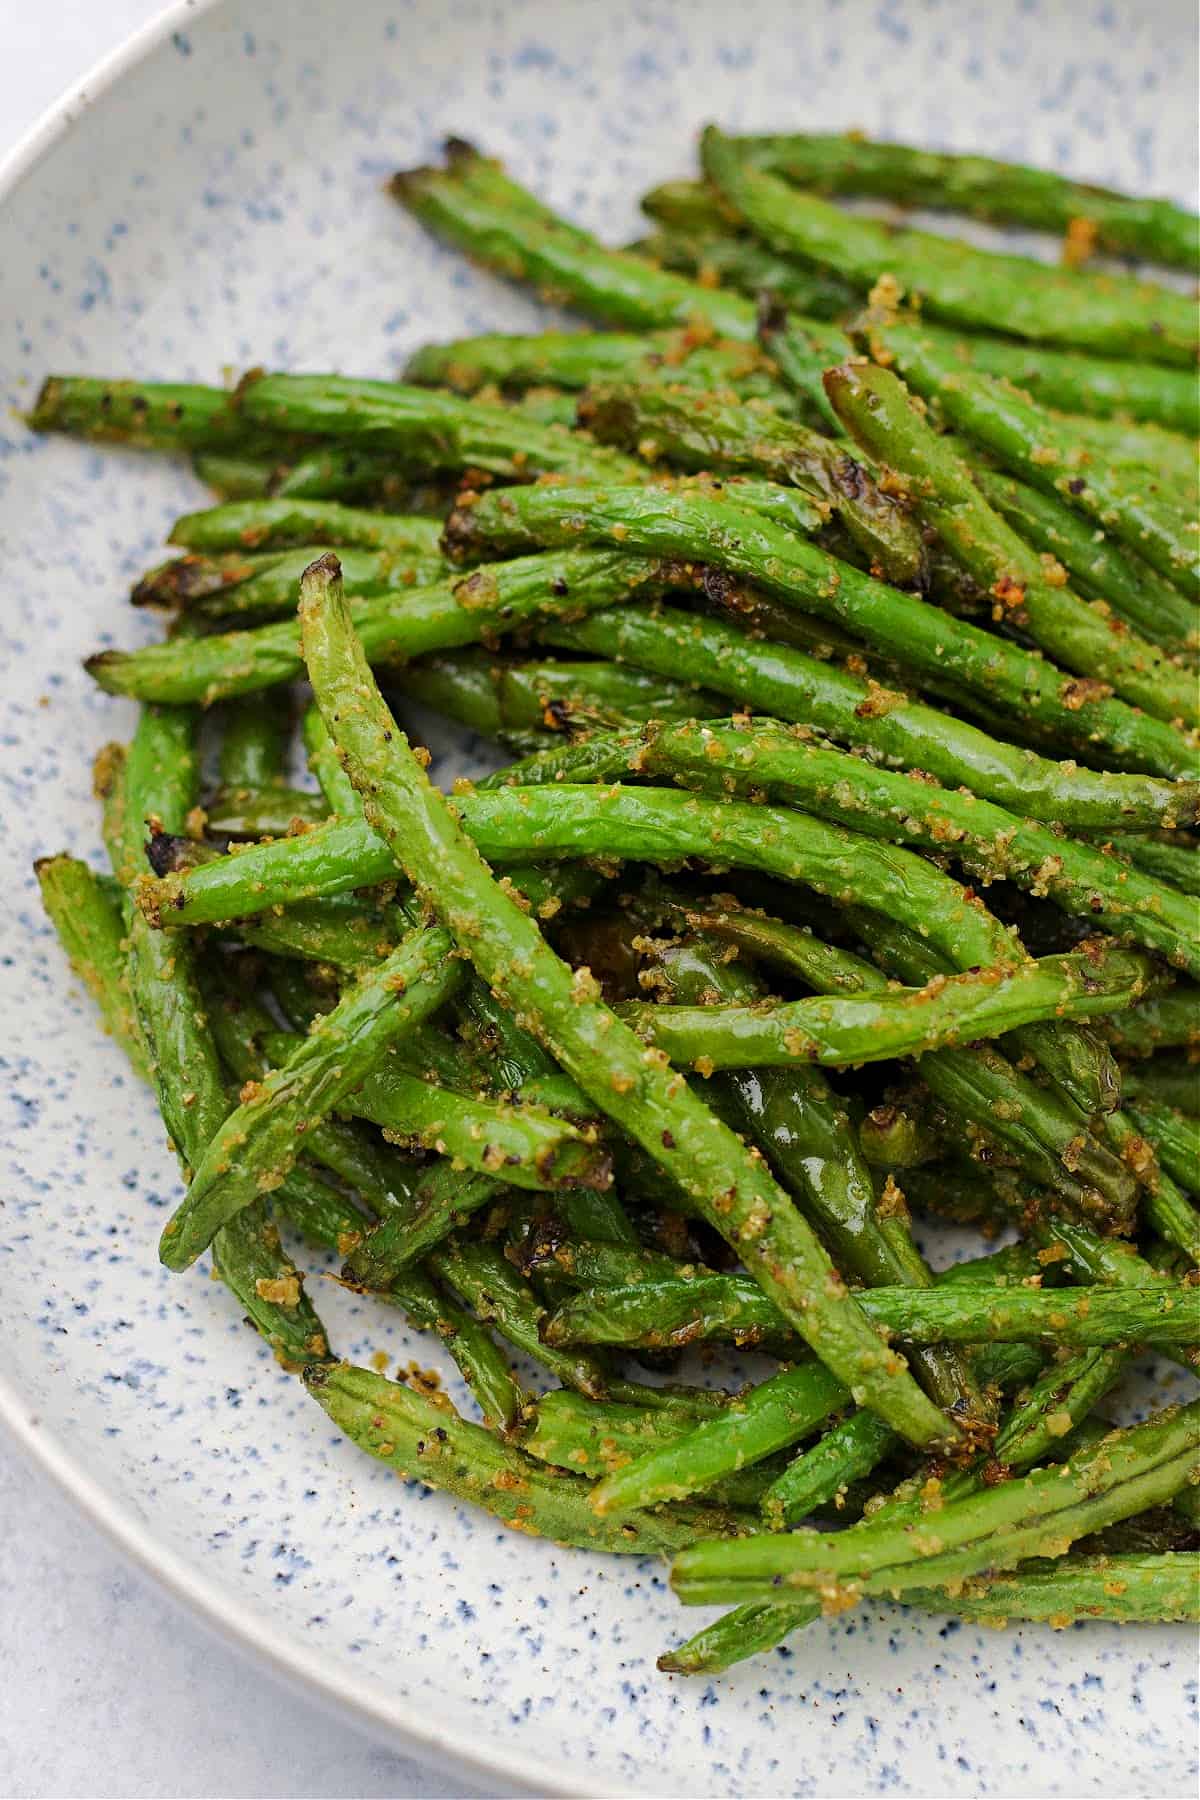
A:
[1,1,1197,1794]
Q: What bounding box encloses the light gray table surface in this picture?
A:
[0,7,485,1796]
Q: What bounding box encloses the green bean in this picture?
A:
[826,359,1197,726]
[515,1226,683,1290]
[29,376,253,450]
[971,467,1199,656]
[192,451,277,499]
[1101,989,1200,1058]
[546,1273,1199,1353]
[1122,1056,1200,1115]
[202,785,329,837]
[135,545,449,622]
[590,1361,851,1514]
[637,179,743,236]
[134,788,1135,1216]
[698,475,829,536]
[107,706,201,887]
[271,444,410,502]
[140,781,1021,976]
[117,715,228,1175]
[227,898,403,972]
[578,382,927,587]
[350,1268,527,1434]
[755,310,854,431]
[1062,411,1197,495]
[554,1187,639,1250]
[238,372,643,485]
[406,691,556,772]
[888,321,1200,434]
[660,1554,1200,1670]
[446,485,1194,778]
[536,1265,784,1358]
[857,1097,940,1171]
[300,553,956,1451]
[86,548,669,706]
[405,327,785,400]
[474,729,663,792]
[216,691,291,790]
[426,1236,612,1401]
[1031,1216,1200,1372]
[625,889,877,998]
[992,1347,1128,1469]
[409,1298,532,1436]
[201,960,426,1218]
[258,1154,373,1254]
[109,706,331,1362]
[171,499,446,557]
[397,651,715,743]
[848,892,1121,1109]
[208,1193,333,1367]
[336,1055,611,1191]
[632,228,858,326]
[534,607,1198,831]
[35,855,152,1081]
[1124,1097,1200,1196]
[390,138,759,338]
[159,925,464,1270]
[407,328,660,393]
[730,130,1200,271]
[302,1361,745,1552]
[671,1400,1200,1605]
[519,1389,779,1509]
[1172,1484,1200,1530]
[343,1163,504,1290]
[701,129,1197,364]
[1100,1109,1197,1260]
[302,703,361,815]
[452,970,588,1104]
[760,1409,898,1534]
[1112,837,1200,896]
[649,938,986,1426]
[616,942,1151,1069]
[141,807,607,938]
[850,912,1134,1223]
[233,850,604,1064]
[871,320,1200,598]
[905,1553,1200,1624]
[896,1162,1029,1232]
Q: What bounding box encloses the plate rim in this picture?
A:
[0,6,618,1792]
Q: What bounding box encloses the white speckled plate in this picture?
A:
[1,2,1196,1793]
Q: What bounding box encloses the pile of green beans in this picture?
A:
[31,123,1200,1679]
